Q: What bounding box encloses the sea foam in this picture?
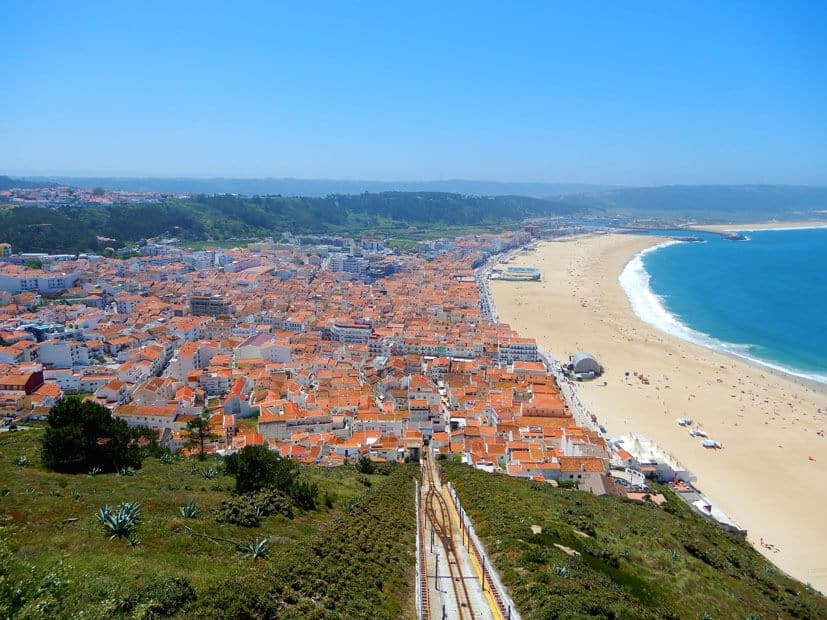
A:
[619,241,827,386]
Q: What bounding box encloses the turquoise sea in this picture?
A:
[619,227,827,385]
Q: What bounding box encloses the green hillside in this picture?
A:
[0,428,417,619]
[0,192,582,253]
[548,185,827,219]
[442,462,826,620]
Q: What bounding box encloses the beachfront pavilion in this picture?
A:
[572,352,602,375]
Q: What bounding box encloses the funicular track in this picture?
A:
[422,455,483,619]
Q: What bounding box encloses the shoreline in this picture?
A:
[618,237,827,390]
[490,233,827,592]
[691,219,827,233]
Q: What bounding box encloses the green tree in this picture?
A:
[92,186,105,196]
[41,397,147,473]
[186,410,215,461]
[224,445,299,494]
[355,455,375,474]
[24,258,42,270]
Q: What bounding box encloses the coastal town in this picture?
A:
[5,3,827,615]
[0,219,738,525]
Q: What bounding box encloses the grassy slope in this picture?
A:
[0,428,417,618]
[442,462,826,620]
[189,461,419,618]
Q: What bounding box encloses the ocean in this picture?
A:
[619,227,827,385]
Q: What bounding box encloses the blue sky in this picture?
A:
[2,1,825,185]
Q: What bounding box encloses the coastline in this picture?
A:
[618,237,827,388]
[490,233,827,592]
[692,219,827,232]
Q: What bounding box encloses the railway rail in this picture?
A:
[421,454,496,620]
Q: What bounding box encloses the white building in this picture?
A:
[0,270,79,294]
[37,340,90,369]
[331,320,373,344]
[498,337,539,363]
[610,434,696,483]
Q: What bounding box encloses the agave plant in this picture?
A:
[554,565,569,578]
[179,500,201,519]
[88,466,102,477]
[189,464,199,475]
[241,538,268,560]
[127,531,140,547]
[120,502,141,522]
[14,455,30,468]
[201,467,219,480]
[160,452,174,465]
[120,466,137,477]
[97,502,141,539]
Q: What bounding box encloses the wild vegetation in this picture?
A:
[0,191,581,253]
[41,397,153,474]
[442,462,827,619]
[0,427,417,618]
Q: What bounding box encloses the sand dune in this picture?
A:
[490,233,827,592]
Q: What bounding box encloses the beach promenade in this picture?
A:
[489,233,827,593]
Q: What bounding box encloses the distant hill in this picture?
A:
[19,176,619,198]
[0,191,585,252]
[548,184,827,219]
[0,175,56,190]
[3,184,826,253]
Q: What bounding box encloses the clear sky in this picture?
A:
[2,1,825,185]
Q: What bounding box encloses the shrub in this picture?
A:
[355,456,375,474]
[290,480,318,510]
[254,488,294,519]
[214,497,260,527]
[0,536,70,618]
[214,489,294,526]
[224,445,298,494]
[373,461,397,475]
[120,575,197,617]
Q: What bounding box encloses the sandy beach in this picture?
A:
[694,220,827,232]
[490,233,827,592]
